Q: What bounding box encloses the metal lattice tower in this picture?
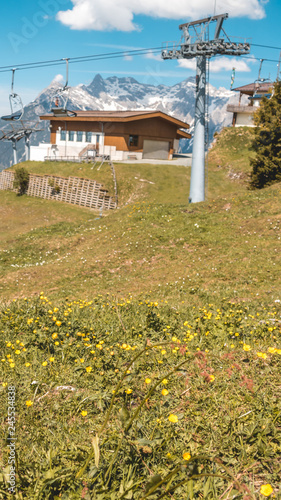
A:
[162,13,250,203]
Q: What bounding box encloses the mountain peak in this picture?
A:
[87,74,106,97]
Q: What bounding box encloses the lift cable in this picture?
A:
[0,47,165,74]
[0,44,280,75]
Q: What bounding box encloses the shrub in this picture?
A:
[13,166,29,195]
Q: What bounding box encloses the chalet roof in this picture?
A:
[40,109,190,130]
[232,82,273,96]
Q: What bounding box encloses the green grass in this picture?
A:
[0,127,280,499]
[0,296,280,498]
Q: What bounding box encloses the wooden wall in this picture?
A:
[50,117,181,154]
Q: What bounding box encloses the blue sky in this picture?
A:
[0,0,280,113]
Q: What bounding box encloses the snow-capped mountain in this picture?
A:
[0,74,238,169]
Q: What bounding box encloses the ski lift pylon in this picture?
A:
[51,58,76,117]
[1,68,24,121]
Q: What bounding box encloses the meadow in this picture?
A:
[0,127,280,499]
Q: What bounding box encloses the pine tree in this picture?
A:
[250,81,281,189]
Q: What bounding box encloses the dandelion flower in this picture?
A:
[25,362,31,367]
[183,452,191,461]
[243,344,251,352]
[80,358,85,363]
[162,389,169,396]
[260,484,273,497]
[86,366,92,373]
[10,363,15,368]
[81,410,88,417]
[168,414,178,423]
[15,350,21,355]
[162,379,168,385]
[26,400,33,407]
[125,388,133,394]
[49,357,55,363]
[209,375,215,382]
[145,378,151,384]
[42,361,48,367]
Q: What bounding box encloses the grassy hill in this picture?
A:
[1,127,279,305]
[0,127,280,499]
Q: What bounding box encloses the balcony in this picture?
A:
[226,104,254,114]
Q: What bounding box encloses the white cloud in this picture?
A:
[56,0,268,31]
[178,56,254,73]
[144,50,163,61]
[123,53,133,61]
[53,74,64,83]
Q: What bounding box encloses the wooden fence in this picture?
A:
[0,170,117,210]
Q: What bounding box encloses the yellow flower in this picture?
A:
[260,484,273,497]
[26,400,33,407]
[168,414,178,423]
[15,350,21,355]
[257,352,267,360]
[49,357,55,362]
[25,362,31,367]
[243,344,251,351]
[162,379,168,385]
[209,375,215,382]
[2,382,7,387]
[161,389,169,396]
[42,361,48,367]
[81,410,88,417]
[161,349,166,355]
[52,333,58,339]
[56,321,62,327]
[86,366,92,373]
[80,358,85,363]
[54,341,59,346]
[268,347,276,353]
[183,452,191,461]
[145,378,151,384]
[10,363,15,368]
[125,388,133,394]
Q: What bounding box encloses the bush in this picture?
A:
[250,81,281,189]
[13,166,29,195]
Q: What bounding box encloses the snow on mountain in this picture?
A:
[0,74,238,169]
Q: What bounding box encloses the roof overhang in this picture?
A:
[176,129,192,139]
[40,110,190,130]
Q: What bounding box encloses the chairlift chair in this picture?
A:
[1,69,24,121]
[51,58,76,117]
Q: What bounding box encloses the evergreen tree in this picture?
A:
[250,81,281,189]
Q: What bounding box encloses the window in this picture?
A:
[128,135,138,147]
[77,131,83,142]
[96,134,100,144]
[86,131,92,143]
[68,131,75,141]
[60,130,66,141]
